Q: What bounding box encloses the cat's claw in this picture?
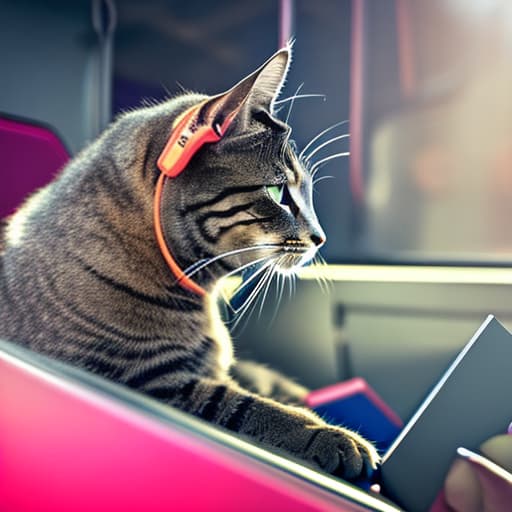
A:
[341,429,380,480]
[304,426,380,481]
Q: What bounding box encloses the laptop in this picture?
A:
[380,315,512,511]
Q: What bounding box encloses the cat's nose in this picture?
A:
[310,232,326,248]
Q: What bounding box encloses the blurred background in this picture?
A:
[2,0,512,420]
[4,0,512,261]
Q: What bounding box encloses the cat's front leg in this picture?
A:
[146,377,379,480]
[230,359,309,405]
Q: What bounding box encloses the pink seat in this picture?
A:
[0,116,69,219]
[0,340,395,512]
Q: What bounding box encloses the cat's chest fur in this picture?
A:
[205,291,234,374]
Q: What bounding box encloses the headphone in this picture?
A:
[153,99,244,297]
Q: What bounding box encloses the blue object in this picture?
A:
[307,378,403,454]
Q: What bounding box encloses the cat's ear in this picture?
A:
[201,47,290,129]
[157,49,290,177]
[237,46,290,109]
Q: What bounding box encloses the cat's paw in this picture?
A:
[303,425,380,480]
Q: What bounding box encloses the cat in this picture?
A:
[0,47,378,480]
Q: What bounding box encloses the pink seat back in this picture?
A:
[0,340,391,512]
[0,116,69,219]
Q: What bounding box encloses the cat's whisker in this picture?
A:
[312,257,329,296]
[313,175,334,187]
[230,260,276,317]
[315,254,333,293]
[310,152,350,178]
[304,134,350,164]
[285,83,304,126]
[183,244,280,280]
[315,274,327,295]
[268,258,287,327]
[267,272,281,327]
[256,264,273,320]
[217,283,232,308]
[253,264,278,321]
[231,263,274,330]
[325,274,334,294]
[282,256,298,302]
[284,258,295,302]
[286,271,297,302]
[298,120,349,161]
[320,262,334,294]
[310,257,325,295]
[258,260,279,320]
[230,281,264,329]
[183,257,211,278]
[225,256,278,313]
[274,93,326,105]
[223,254,277,284]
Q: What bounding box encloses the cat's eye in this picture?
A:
[267,185,284,204]
[266,184,292,214]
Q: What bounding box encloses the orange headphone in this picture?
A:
[153,101,241,297]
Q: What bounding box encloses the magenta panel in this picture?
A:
[0,116,69,219]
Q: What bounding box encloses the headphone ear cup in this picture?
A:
[158,104,217,178]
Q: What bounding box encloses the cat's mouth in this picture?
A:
[282,239,308,253]
[276,240,317,273]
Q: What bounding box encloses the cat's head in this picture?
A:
[148,47,326,294]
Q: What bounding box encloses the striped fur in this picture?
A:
[0,48,378,479]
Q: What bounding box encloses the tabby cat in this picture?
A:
[0,48,378,479]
